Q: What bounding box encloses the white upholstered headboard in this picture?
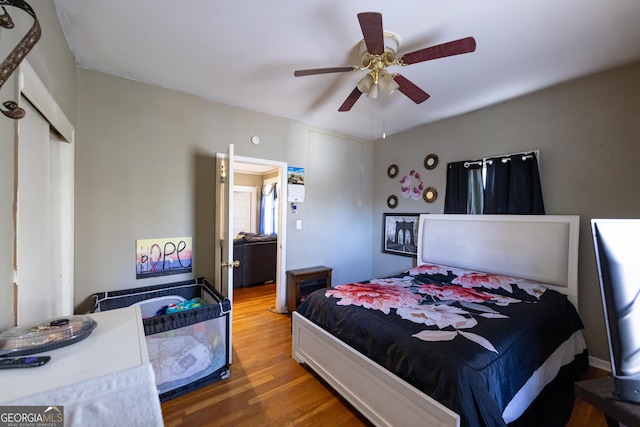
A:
[416,214,580,306]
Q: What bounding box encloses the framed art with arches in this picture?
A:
[382,213,419,257]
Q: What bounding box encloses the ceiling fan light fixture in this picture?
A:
[294,12,475,113]
[357,74,373,93]
[378,70,399,95]
[367,83,379,99]
[385,77,399,95]
[378,69,390,83]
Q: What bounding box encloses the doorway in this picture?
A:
[233,158,287,312]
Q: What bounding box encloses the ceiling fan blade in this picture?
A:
[393,74,430,104]
[294,66,357,77]
[338,87,363,112]
[400,37,476,65]
[357,12,384,55]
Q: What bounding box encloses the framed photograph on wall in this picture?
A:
[383,213,420,257]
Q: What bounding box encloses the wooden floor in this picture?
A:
[161,283,610,427]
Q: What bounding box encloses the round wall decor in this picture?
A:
[424,154,439,170]
[387,195,398,209]
[423,187,438,203]
[387,164,399,178]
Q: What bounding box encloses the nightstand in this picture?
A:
[286,266,332,312]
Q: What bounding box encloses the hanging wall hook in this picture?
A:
[1,100,24,119]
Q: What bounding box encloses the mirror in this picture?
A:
[387,195,398,209]
[423,187,438,203]
[387,164,399,178]
[424,154,439,170]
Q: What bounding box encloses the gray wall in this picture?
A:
[0,1,77,331]
[74,69,373,312]
[2,1,636,363]
[372,60,640,362]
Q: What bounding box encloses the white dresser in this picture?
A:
[0,306,163,426]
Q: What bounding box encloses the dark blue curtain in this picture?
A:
[445,153,545,215]
[444,161,484,214]
[485,153,545,214]
[484,158,510,214]
[444,161,468,214]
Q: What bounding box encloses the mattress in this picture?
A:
[296,263,588,426]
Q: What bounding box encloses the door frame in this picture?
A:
[13,61,75,322]
[215,150,288,313]
[234,155,287,313]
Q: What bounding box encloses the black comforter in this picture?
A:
[296,263,588,427]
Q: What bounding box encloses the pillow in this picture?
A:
[406,263,458,277]
[407,263,549,298]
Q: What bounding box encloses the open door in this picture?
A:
[215,144,235,363]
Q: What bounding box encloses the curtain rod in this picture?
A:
[460,150,538,169]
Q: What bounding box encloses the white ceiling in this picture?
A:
[52,0,640,140]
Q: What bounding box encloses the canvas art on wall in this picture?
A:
[136,237,193,279]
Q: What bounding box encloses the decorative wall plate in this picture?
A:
[423,187,438,203]
[387,164,399,178]
[424,154,439,170]
[387,195,398,209]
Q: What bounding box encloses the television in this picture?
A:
[591,219,640,403]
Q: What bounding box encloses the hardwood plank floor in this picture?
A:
[161,283,610,426]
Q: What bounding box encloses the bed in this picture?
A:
[292,214,587,427]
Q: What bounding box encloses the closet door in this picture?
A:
[15,97,73,325]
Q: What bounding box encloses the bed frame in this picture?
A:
[292,214,580,427]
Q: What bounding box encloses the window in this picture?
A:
[444,151,544,215]
[260,179,278,235]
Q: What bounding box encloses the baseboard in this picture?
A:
[589,356,612,372]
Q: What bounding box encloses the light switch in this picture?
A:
[296,220,302,229]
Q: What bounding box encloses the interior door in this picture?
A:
[233,187,256,235]
[215,144,235,363]
[222,144,235,300]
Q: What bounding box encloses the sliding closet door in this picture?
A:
[15,97,73,325]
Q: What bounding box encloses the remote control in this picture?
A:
[0,356,50,369]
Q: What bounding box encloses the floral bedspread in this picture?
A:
[296,263,587,427]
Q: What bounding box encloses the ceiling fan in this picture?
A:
[294,12,476,112]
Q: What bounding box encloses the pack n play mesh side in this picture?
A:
[91,278,231,402]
